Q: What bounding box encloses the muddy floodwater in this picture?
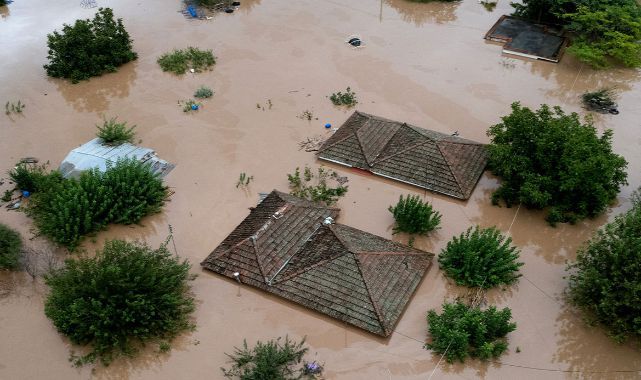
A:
[1,0,641,379]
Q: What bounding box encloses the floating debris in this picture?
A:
[581,88,619,114]
[346,35,364,48]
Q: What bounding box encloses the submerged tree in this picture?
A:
[44,8,137,83]
[222,336,323,379]
[287,166,348,206]
[438,226,523,288]
[487,102,627,225]
[426,302,516,363]
[567,189,641,343]
[44,239,195,366]
[0,223,22,270]
[389,194,441,235]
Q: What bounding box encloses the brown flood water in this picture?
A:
[1,0,641,379]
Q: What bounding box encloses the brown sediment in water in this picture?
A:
[1,0,640,379]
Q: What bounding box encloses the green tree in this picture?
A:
[222,337,314,379]
[439,226,523,288]
[388,194,441,235]
[567,189,641,342]
[44,8,137,83]
[44,239,195,365]
[28,159,168,249]
[487,102,627,225]
[287,166,348,206]
[96,118,136,146]
[426,302,516,363]
[0,223,22,270]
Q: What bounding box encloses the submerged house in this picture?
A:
[317,111,488,200]
[201,190,433,337]
[485,15,568,62]
[59,138,174,179]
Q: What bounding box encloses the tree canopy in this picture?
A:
[438,226,523,288]
[44,239,195,365]
[426,302,516,363]
[512,0,641,68]
[567,189,641,342]
[487,102,627,225]
[44,8,137,83]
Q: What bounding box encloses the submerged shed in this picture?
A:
[59,138,174,179]
[201,190,433,337]
[485,15,567,62]
[317,111,488,200]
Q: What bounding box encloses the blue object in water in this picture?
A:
[325,123,332,129]
[191,104,199,110]
[22,190,30,198]
[187,5,198,18]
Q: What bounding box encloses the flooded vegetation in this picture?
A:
[1,0,640,379]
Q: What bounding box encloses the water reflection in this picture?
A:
[553,304,641,379]
[385,0,459,25]
[52,61,137,113]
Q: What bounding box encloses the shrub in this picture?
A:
[329,87,358,107]
[44,8,137,83]
[28,159,168,249]
[157,47,216,75]
[426,302,516,363]
[0,223,22,270]
[512,0,641,68]
[388,194,441,235]
[221,337,319,379]
[567,189,641,342]
[96,118,136,145]
[287,166,348,206]
[194,86,214,99]
[439,226,523,288]
[487,102,627,225]
[8,162,63,193]
[44,239,195,365]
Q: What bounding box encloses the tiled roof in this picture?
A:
[201,190,433,337]
[317,112,488,199]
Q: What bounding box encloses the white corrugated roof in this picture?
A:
[59,138,175,179]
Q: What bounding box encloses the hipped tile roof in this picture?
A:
[317,111,488,199]
[201,190,433,337]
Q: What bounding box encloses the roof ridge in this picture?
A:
[353,253,390,336]
[369,123,423,166]
[434,141,464,196]
[371,139,429,166]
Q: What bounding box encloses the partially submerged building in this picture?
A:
[59,138,174,179]
[201,190,433,337]
[485,15,568,62]
[317,111,488,200]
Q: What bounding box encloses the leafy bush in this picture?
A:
[44,239,195,365]
[28,159,168,249]
[329,87,358,107]
[388,194,441,235]
[9,162,63,193]
[157,47,216,75]
[512,0,641,68]
[487,102,627,225]
[194,86,214,99]
[439,226,523,288]
[287,166,348,206]
[222,337,320,379]
[426,302,516,363]
[0,223,22,270]
[96,118,136,145]
[44,8,137,83]
[581,88,618,114]
[567,189,641,342]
